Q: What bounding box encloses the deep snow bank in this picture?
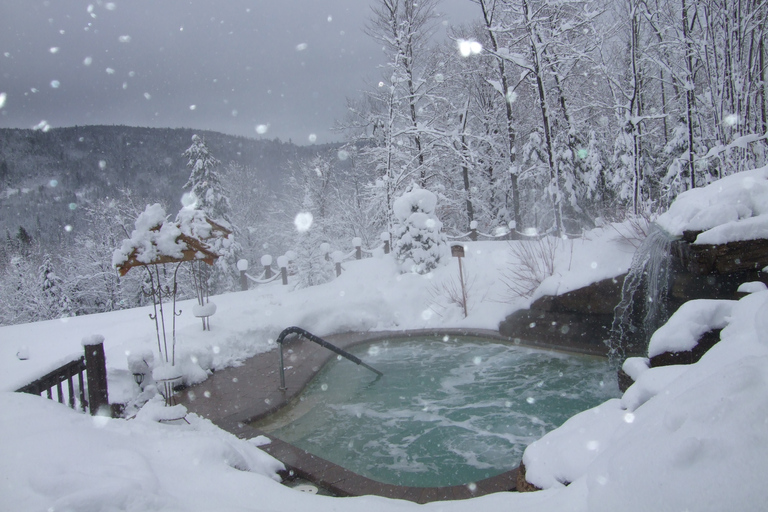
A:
[521,289,768,511]
[0,392,283,511]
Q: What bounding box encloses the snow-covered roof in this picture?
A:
[656,165,768,244]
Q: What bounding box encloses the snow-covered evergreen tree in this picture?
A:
[293,228,334,289]
[392,184,449,274]
[38,253,70,320]
[0,255,34,325]
[182,134,240,293]
[183,135,228,220]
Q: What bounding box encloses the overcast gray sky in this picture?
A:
[0,0,479,145]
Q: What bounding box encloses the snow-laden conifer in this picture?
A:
[182,135,240,293]
[392,184,448,274]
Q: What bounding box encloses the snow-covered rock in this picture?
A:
[656,165,768,244]
[647,299,734,358]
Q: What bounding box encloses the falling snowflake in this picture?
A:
[294,212,313,232]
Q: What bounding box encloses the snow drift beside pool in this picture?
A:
[0,393,284,511]
[521,289,768,511]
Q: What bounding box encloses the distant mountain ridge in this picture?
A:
[0,125,336,244]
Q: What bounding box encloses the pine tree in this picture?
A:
[182,134,240,293]
[392,184,449,274]
[38,253,70,319]
[16,227,33,254]
[293,229,334,289]
[183,135,229,222]
[0,256,33,325]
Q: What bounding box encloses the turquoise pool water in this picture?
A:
[253,335,617,488]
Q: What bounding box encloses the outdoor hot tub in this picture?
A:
[251,334,618,488]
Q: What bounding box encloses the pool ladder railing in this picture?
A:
[275,326,383,390]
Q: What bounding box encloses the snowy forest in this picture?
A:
[1,0,766,326]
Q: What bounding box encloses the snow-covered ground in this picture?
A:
[2,187,768,510]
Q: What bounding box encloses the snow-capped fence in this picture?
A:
[16,335,110,416]
[358,233,391,256]
[446,221,522,241]
[238,234,392,290]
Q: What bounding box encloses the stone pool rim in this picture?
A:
[178,328,609,503]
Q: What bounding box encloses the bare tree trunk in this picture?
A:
[682,0,697,189]
[760,19,767,134]
[522,0,563,235]
[456,100,474,228]
[478,0,521,235]
[630,6,643,213]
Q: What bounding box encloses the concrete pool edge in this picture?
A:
[178,328,608,502]
[221,419,519,502]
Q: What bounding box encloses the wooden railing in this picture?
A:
[16,356,88,411]
[15,336,110,416]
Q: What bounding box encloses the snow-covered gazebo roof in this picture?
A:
[112,204,232,276]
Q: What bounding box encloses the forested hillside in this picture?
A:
[0,126,334,244]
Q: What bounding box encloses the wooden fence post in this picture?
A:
[332,250,344,277]
[381,232,390,254]
[353,237,362,260]
[262,254,273,279]
[320,242,331,261]
[277,255,289,285]
[237,259,249,291]
[82,335,109,416]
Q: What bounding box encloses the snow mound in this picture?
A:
[0,392,284,511]
[522,291,768,511]
[81,334,105,347]
[176,207,214,240]
[192,302,217,318]
[530,224,636,301]
[656,166,768,244]
[621,356,649,381]
[647,299,734,358]
[393,186,437,220]
[737,281,768,294]
[134,397,188,422]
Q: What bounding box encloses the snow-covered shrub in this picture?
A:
[392,184,449,274]
[503,236,561,298]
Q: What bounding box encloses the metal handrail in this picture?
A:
[275,326,383,390]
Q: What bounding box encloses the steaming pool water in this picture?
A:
[252,335,618,488]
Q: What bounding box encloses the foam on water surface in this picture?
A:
[253,336,617,487]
